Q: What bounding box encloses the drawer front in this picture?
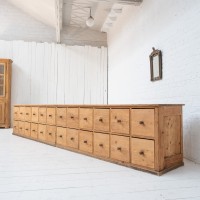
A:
[110,135,130,162]
[94,132,109,158]
[47,108,56,125]
[13,121,19,134]
[38,124,46,142]
[39,107,47,124]
[80,108,93,130]
[14,107,19,120]
[79,131,93,153]
[18,121,24,135]
[94,109,109,132]
[131,138,155,169]
[67,108,79,128]
[46,125,56,145]
[19,107,25,121]
[24,122,31,137]
[56,127,66,147]
[66,128,79,149]
[57,108,67,127]
[31,123,38,139]
[24,107,31,121]
[32,107,39,123]
[111,109,130,135]
[131,109,155,137]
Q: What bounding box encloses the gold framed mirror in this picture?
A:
[149,47,162,81]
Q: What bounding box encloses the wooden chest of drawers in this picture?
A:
[13,104,184,175]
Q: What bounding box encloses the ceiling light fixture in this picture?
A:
[86,8,94,27]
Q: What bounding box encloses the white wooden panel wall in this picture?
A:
[0,40,108,113]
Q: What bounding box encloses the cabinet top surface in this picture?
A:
[14,104,184,108]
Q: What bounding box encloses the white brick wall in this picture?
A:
[108,0,200,163]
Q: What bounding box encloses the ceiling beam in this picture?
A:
[55,0,63,43]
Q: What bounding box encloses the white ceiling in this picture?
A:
[7,0,142,43]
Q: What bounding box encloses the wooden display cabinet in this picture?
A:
[0,59,12,128]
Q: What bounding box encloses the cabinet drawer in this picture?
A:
[38,124,46,142]
[80,108,93,130]
[46,125,56,145]
[94,109,109,132]
[66,128,78,149]
[131,109,155,137]
[31,123,38,139]
[67,108,79,128]
[19,107,25,121]
[24,107,31,121]
[13,121,19,134]
[79,131,93,153]
[94,132,109,158]
[131,138,155,169]
[110,135,130,162]
[56,127,66,147]
[57,108,67,127]
[24,122,31,137]
[47,108,56,125]
[32,107,39,123]
[14,107,19,120]
[18,121,24,135]
[39,107,47,124]
[111,109,129,135]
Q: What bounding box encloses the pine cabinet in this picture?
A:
[0,59,12,128]
[13,104,184,175]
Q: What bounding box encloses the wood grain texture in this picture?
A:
[0,59,12,128]
[46,125,56,145]
[94,132,109,158]
[131,109,155,137]
[31,123,38,139]
[47,108,56,125]
[13,104,183,175]
[94,109,109,132]
[66,128,79,149]
[79,130,93,153]
[67,108,79,128]
[31,107,39,123]
[38,124,46,142]
[56,108,67,127]
[110,135,130,162]
[56,127,66,147]
[79,108,93,130]
[111,109,129,135]
[39,107,47,124]
[24,122,31,137]
[131,138,155,169]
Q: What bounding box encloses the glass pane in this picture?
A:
[0,64,4,74]
[0,64,5,96]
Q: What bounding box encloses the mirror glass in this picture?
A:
[153,55,159,78]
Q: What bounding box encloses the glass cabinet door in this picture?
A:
[0,63,5,97]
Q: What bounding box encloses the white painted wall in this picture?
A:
[108,0,200,163]
[0,40,107,122]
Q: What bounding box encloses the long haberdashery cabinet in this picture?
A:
[13,104,184,175]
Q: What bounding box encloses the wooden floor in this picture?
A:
[0,129,200,200]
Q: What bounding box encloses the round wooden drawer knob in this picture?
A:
[84,140,87,144]
[99,118,103,122]
[99,143,104,147]
[139,121,144,125]
[139,150,144,155]
[117,147,122,151]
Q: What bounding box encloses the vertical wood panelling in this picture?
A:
[0,40,108,124]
